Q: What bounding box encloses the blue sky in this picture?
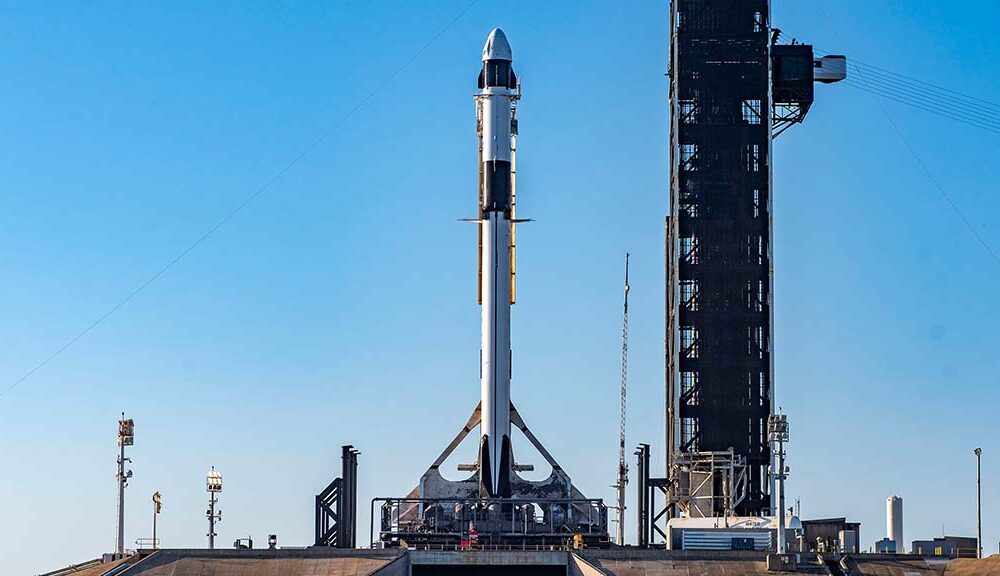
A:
[1,1,998,573]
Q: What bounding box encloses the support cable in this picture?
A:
[815,1,1000,269]
[816,50,1000,115]
[841,80,1000,135]
[812,47,1000,132]
[0,0,481,399]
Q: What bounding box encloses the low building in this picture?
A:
[666,516,803,551]
[873,537,897,553]
[801,517,862,554]
[911,536,978,558]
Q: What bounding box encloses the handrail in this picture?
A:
[36,559,102,576]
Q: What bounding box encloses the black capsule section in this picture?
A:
[479,61,517,89]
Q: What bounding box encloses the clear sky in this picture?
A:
[1,1,998,574]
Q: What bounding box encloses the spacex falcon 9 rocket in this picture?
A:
[476,28,517,499]
[408,29,587,507]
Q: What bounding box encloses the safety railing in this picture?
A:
[371,497,608,546]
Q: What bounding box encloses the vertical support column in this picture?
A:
[207,493,217,549]
[635,444,650,547]
[117,439,126,554]
[775,441,786,553]
[315,490,322,546]
[765,0,778,515]
[314,447,357,548]
[339,445,360,549]
[337,447,348,547]
[151,491,161,550]
[975,447,983,559]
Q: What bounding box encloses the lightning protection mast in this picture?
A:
[613,253,630,545]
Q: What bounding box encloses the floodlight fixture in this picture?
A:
[767,413,789,443]
[207,467,223,493]
[118,414,135,446]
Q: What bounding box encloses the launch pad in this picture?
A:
[377,404,608,548]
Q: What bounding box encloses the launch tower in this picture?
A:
[665,0,844,518]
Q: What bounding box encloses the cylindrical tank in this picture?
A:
[886,496,903,553]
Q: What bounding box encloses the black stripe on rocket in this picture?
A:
[482,160,512,216]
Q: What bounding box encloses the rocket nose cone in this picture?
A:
[482,28,512,62]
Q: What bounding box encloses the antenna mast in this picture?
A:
[613,253,630,545]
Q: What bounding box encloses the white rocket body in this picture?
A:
[477,28,516,498]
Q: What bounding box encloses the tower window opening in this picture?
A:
[681,143,699,171]
[681,371,699,405]
[681,417,699,450]
[742,99,762,124]
[681,326,699,359]
[680,99,698,124]
[680,235,699,264]
[680,279,700,311]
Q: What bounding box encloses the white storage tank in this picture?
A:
[887,496,903,553]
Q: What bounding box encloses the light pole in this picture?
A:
[206,468,223,549]
[768,413,790,554]
[116,414,135,555]
[975,448,982,559]
[152,492,162,550]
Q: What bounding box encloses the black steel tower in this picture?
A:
[666,0,774,516]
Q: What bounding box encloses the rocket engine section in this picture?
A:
[476,28,518,498]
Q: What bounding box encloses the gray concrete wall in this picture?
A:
[117,548,403,576]
[409,549,568,566]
